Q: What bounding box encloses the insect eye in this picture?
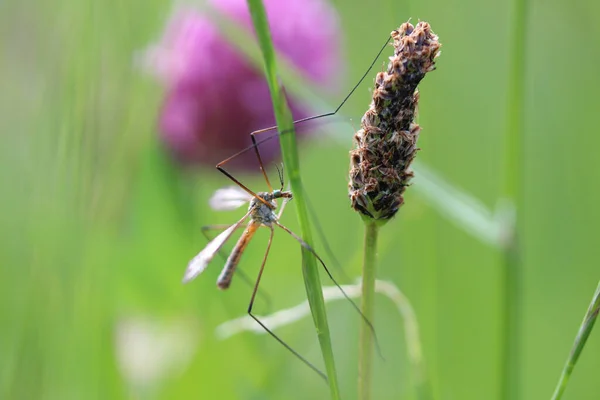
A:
[273,189,281,197]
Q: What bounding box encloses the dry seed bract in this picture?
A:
[349,21,441,221]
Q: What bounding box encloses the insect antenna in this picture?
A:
[274,163,285,190]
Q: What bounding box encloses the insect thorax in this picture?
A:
[249,191,292,225]
[249,192,278,225]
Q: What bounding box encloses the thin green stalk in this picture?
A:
[502,0,528,398]
[551,280,600,400]
[245,1,340,398]
[359,221,379,400]
[501,241,520,400]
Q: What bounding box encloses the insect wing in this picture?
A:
[209,186,253,211]
[183,214,249,283]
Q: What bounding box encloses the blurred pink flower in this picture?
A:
[145,0,342,169]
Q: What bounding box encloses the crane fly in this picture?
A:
[182,169,293,290]
[183,161,380,383]
[183,154,379,382]
[183,152,338,380]
[182,32,392,382]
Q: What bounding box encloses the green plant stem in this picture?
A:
[359,221,379,400]
[502,0,528,397]
[245,1,340,398]
[501,239,520,400]
[551,280,600,400]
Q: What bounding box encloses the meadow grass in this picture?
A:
[2,0,600,399]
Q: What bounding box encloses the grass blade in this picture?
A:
[245,1,341,398]
[551,280,600,400]
[502,0,529,397]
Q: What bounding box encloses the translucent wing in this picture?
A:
[183,212,250,283]
[209,186,253,211]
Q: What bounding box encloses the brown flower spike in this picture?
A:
[349,21,441,221]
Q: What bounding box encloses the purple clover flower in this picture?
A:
[145,0,342,169]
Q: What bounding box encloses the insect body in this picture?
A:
[216,189,292,290]
[182,185,292,289]
[183,176,335,381]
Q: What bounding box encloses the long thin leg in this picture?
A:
[274,192,349,282]
[251,133,272,192]
[275,221,384,360]
[304,192,351,282]
[215,157,270,208]
[247,225,328,382]
[272,184,344,282]
[201,224,272,310]
[216,35,393,192]
[276,197,291,220]
[249,34,392,141]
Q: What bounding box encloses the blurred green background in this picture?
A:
[2,0,599,399]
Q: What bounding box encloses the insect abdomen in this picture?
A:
[217,221,260,290]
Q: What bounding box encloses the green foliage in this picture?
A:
[552,281,600,399]
[1,0,600,399]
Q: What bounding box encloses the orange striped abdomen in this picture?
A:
[217,221,260,290]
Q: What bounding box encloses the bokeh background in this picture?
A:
[2,0,600,399]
